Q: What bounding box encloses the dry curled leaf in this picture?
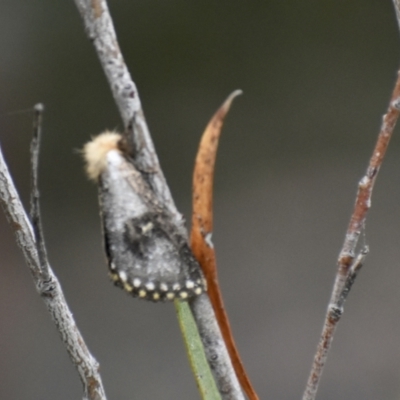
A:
[191,90,259,400]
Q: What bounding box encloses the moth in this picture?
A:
[83,131,206,302]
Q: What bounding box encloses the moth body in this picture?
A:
[84,132,206,302]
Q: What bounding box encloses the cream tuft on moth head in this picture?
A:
[83,131,122,180]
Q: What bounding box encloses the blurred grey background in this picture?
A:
[1,1,400,399]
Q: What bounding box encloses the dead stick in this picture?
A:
[302,70,400,400]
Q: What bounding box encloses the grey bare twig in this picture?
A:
[73,0,243,398]
[73,0,172,211]
[0,105,107,400]
[190,294,244,399]
[393,0,400,31]
[29,103,49,278]
[302,65,400,400]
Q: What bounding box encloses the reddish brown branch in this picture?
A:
[191,90,259,400]
[302,71,400,400]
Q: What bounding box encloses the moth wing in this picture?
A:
[99,149,205,301]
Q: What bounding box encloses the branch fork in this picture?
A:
[0,105,107,400]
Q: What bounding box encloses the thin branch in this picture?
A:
[0,107,107,400]
[189,294,245,400]
[191,91,259,400]
[74,1,243,397]
[337,246,368,311]
[302,69,400,400]
[29,103,49,279]
[73,0,174,214]
[303,246,368,400]
[393,0,400,30]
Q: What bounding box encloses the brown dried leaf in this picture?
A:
[191,90,259,400]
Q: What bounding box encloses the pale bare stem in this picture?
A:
[30,103,50,279]
[73,0,173,212]
[302,71,400,400]
[73,1,242,397]
[393,0,400,30]
[191,302,244,397]
[190,295,245,400]
[0,129,107,399]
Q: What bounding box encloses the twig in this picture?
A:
[303,247,368,400]
[393,0,400,30]
[29,103,49,278]
[73,0,173,213]
[190,294,244,399]
[336,247,368,312]
[0,106,107,400]
[302,69,400,400]
[74,0,243,397]
[191,91,259,400]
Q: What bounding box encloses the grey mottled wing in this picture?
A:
[98,152,205,302]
